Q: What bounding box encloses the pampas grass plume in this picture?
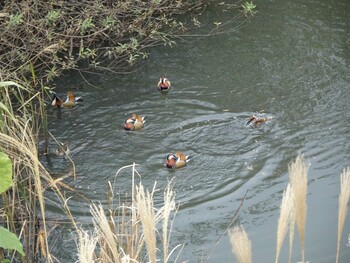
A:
[229,224,252,263]
[136,183,157,263]
[289,155,308,262]
[275,183,294,263]
[77,230,98,263]
[336,167,350,263]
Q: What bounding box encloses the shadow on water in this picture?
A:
[44,0,350,262]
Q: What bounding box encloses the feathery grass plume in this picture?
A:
[135,183,157,263]
[91,204,120,262]
[275,183,294,263]
[336,167,350,263]
[160,180,176,263]
[77,230,98,263]
[229,224,252,263]
[288,155,308,262]
[288,208,296,263]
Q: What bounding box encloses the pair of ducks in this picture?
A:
[124,76,189,169]
[51,91,83,108]
[122,76,170,131]
[51,91,82,156]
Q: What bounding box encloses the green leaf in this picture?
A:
[0,152,12,194]
[0,227,25,256]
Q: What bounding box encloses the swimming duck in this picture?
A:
[123,113,145,131]
[157,76,171,91]
[51,91,83,108]
[246,115,273,127]
[55,142,70,156]
[165,152,190,169]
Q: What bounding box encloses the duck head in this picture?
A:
[165,154,177,169]
[123,118,136,130]
[158,75,171,91]
[51,94,63,108]
[246,115,257,125]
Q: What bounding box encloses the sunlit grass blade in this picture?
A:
[336,167,350,263]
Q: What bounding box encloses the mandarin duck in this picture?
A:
[123,113,145,131]
[165,152,190,169]
[157,75,171,91]
[51,91,82,108]
[246,115,273,127]
[55,142,70,156]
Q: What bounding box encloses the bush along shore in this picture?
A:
[0,0,248,85]
[0,0,259,262]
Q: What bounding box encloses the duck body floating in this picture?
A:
[165,152,190,169]
[123,113,145,131]
[157,76,171,91]
[51,91,83,108]
[55,142,70,156]
[246,115,274,127]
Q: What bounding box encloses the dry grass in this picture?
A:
[0,81,78,262]
[76,230,98,263]
[229,224,252,263]
[336,167,350,263]
[288,208,296,263]
[275,183,294,263]
[135,184,157,263]
[161,180,176,263]
[75,165,179,263]
[288,155,308,262]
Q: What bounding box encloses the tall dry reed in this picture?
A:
[275,183,294,263]
[288,155,308,262]
[91,204,120,262]
[229,224,252,263]
[336,167,350,263]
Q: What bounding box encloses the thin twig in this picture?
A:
[206,189,249,261]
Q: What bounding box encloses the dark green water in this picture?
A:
[45,0,350,262]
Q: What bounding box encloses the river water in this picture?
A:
[45,0,350,262]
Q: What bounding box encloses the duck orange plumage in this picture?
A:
[165,152,190,169]
[123,113,145,131]
[157,75,171,91]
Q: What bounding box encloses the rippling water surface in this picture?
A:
[45,0,350,261]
